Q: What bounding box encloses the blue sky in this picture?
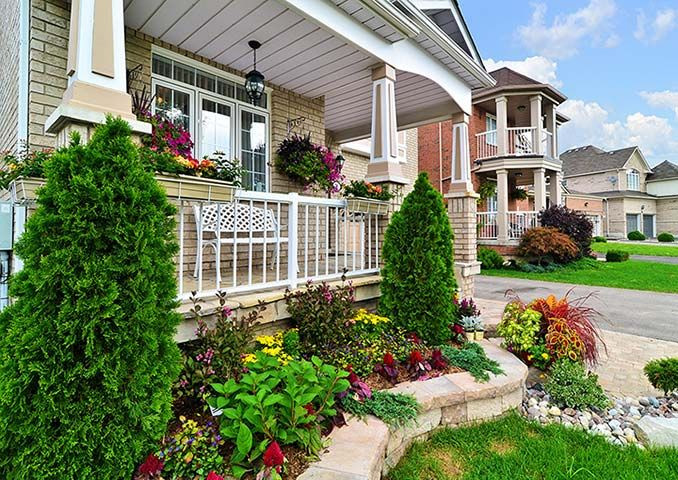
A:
[459,0,678,166]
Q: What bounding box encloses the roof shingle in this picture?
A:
[561,145,637,177]
[647,160,678,181]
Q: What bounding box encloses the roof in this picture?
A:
[472,67,567,104]
[561,145,638,177]
[647,160,678,182]
[582,190,658,200]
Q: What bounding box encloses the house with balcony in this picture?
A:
[0,0,494,316]
[418,67,569,250]
[561,146,678,238]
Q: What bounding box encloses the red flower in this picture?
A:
[206,472,224,480]
[408,350,424,365]
[452,323,465,335]
[383,352,395,366]
[304,403,316,415]
[138,453,164,475]
[407,332,422,344]
[263,441,285,468]
[348,371,360,385]
[430,349,447,370]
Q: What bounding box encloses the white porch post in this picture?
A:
[549,171,563,206]
[449,113,473,194]
[45,0,150,144]
[496,169,509,243]
[495,96,508,156]
[366,64,406,185]
[533,168,547,211]
[544,102,556,158]
[530,95,543,155]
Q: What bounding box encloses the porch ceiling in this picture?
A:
[123,0,460,141]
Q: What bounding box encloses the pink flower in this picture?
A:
[206,471,224,480]
[138,453,164,475]
[263,441,285,468]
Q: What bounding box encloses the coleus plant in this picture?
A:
[430,349,447,370]
[407,350,431,380]
[373,352,399,384]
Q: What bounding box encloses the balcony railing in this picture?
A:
[475,128,555,160]
[476,211,539,241]
[172,190,387,300]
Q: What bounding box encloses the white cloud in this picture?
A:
[559,100,677,161]
[483,56,561,87]
[635,8,677,43]
[517,0,618,59]
[640,90,678,118]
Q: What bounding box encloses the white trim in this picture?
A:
[238,104,270,192]
[197,93,236,160]
[18,0,29,145]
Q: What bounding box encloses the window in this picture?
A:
[487,193,498,212]
[151,50,269,190]
[485,114,497,146]
[627,169,640,191]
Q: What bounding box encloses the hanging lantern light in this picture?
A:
[245,40,265,106]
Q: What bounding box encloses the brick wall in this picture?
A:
[0,0,21,152]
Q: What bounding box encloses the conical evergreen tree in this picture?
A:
[0,117,181,479]
[379,173,457,345]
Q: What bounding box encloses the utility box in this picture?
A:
[0,202,13,250]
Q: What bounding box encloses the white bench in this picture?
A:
[193,202,287,283]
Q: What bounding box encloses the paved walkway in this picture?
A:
[475,276,678,343]
[476,297,678,397]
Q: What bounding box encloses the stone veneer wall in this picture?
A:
[0,0,21,152]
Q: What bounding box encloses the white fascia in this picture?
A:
[18,0,30,146]
[279,0,475,113]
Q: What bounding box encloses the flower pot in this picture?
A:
[465,331,475,341]
[474,330,485,341]
[9,176,45,203]
[346,197,390,215]
[155,174,235,202]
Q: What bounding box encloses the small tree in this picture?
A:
[0,118,181,479]
[379,173,457,345]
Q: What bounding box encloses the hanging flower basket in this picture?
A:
[345,197,390,215]
[9,177,45,204]
[155,174,235,202]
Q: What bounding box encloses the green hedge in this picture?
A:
[606,250,630,262]
[644,358,678,395]
[658,232,675,243]
[627,230,646,241]
[478,247,504,270]
[593,236,607,243]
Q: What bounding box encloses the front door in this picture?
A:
[643,215,655,238]
[626,214,639,235]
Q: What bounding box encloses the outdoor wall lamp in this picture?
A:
[517,105,527,112]
[245,40,265,106]
[336,154,345,168]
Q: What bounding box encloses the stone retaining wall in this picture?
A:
[298,341,528,479]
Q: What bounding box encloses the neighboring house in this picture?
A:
[0,0,494,309]
[561,146,678,238]
[418,67,569,249]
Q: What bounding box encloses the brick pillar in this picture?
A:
[446,112,480,299]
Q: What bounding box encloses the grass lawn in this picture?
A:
[387,413,678,480]
[592,241,678,257]
[481,259,678,294]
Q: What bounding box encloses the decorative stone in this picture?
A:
[608,419,621,430]
[548,406,562,416]
[563,408,576,417]
[528,397,538,407]
[608,408,618,417]
[639,397,650,407]
[634,417,678,447]
[527,406,541,418]
[649,397,660,408]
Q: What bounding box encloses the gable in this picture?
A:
[622,149,652,174]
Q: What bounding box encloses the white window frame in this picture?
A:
[197,92,236,160]
[150,46,272,191]
[627,169,640,191]
[485,114,497,146]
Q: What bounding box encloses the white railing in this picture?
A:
[173,191,386,299]
[507,127,536,156]
[507,211,539,239]
[475,130,498,160]
[477,212,498,240]
[542,130,554,157]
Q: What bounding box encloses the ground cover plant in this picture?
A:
[592,240,678,257]
[380,173,457,345]
[544,359,608,409]
[341,391,420,428]
[644,358,678,395]
[437,343,504,382]
[0,118,182,479]
[481,258,678,294]
[386,412,678,480]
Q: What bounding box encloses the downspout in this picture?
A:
[438,122,443,191]
[18,0,30,147]
[604,198,609,237]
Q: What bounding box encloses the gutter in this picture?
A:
[393,0,495,88]
[360,0,421,38]
[18,0,30,146]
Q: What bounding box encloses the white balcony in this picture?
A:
[476,128,554,161]
[476,211,539,241]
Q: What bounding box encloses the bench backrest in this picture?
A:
[193,203,278,234]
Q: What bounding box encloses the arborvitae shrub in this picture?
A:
[0,118,181,479]
[379,173,457,345]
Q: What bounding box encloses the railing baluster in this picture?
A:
[334,206,339,275]
[232,198,238,288]
[288,193,298,289]
[315,205,319,277]
[178,199,184,297]
[325,207,329,275]
[276,202,281,282]
[197,201,203,293]
[248,199,253,285]
[368,212,372,269]
[262,199,268,284]
[304,204,309,279]
[216,202,222,290]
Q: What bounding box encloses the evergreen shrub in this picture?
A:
[627,230,646,241]
[658,232,675,243]
[380,173,457,345]
[539,205,593,256]
[0,118,181,479]
[478,246,504,270]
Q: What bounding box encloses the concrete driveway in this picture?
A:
[475,276,678,343]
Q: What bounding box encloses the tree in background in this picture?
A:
[0,118,181,479]
[380,173,457,345]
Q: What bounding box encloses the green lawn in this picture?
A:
[592,241,678,257]
[387,413,678,480]
[481,260,678,294]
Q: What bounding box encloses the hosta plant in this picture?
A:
[209,353,349,478]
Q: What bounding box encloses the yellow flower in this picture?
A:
[256,335,276,347]
[262,346,282,357]
[541,353,549,360]
[527,355,533,361]
[242,353,257,364]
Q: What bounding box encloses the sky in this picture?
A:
[459,0,678,166]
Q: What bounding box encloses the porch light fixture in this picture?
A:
[336,154,345,168]
[245,40,265,106]
[517,105,526,112]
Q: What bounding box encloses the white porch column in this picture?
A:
[549,171,563,206]
[495,96,508,156]
[449,113,473,194]
[496,169,509,243]
[544,102,556,158]
[45,0,150,144]
[530,95,543,155]
[533,168,547,211]
[366,64,406,184]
